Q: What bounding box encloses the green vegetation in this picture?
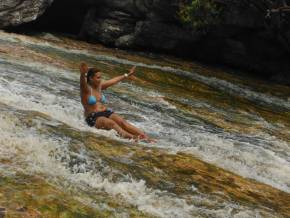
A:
[178,0,223,29]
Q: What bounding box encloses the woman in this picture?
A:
[79,63,153,142]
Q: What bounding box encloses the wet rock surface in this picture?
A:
[0,31,290,217]
[1,0,290,83]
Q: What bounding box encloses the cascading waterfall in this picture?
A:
[0,31,289,217]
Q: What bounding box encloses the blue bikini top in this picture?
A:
[87,87,107,105]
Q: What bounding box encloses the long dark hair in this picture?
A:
[86,68,100,83]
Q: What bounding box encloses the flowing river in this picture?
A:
[0,30,289,217]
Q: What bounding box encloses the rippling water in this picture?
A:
[0,31,289,217]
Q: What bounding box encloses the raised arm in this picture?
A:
[101,66,136,90]
[79,63,89,93]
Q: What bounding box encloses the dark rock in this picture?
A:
[0,0,53,28]
[81,0,194,51]
[115,34,135,48]
[16,206,28,212]
[80,0,290,83]
[4,0,88,35]
[1,0,290,84]
[0,207,5,218]
[77,0,290,83]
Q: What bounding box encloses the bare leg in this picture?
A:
[109,113,145,136]
[95,117,134,139]
[109,114,156,142]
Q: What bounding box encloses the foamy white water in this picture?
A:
[0,31,289,217]
[0,48,290,195]
[1,30,289,110]
[1,107,275,218]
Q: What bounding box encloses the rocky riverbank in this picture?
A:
[1,0,290,84]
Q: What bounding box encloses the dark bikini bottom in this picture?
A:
[85,109,114,127]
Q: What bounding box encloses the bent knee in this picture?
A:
[117,119,128,128]
[110,120,120,129]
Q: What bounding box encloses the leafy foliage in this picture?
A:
[178,0,223,29]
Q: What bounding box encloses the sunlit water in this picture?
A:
[0,31,289,217]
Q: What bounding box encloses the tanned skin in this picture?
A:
[80,63,155,142]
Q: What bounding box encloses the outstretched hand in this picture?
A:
[128,66,136,77]
[80,63,88,74]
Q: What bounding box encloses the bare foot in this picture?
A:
[133,135,140,142]
[138,134,157,143]
[146,137,157,143]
